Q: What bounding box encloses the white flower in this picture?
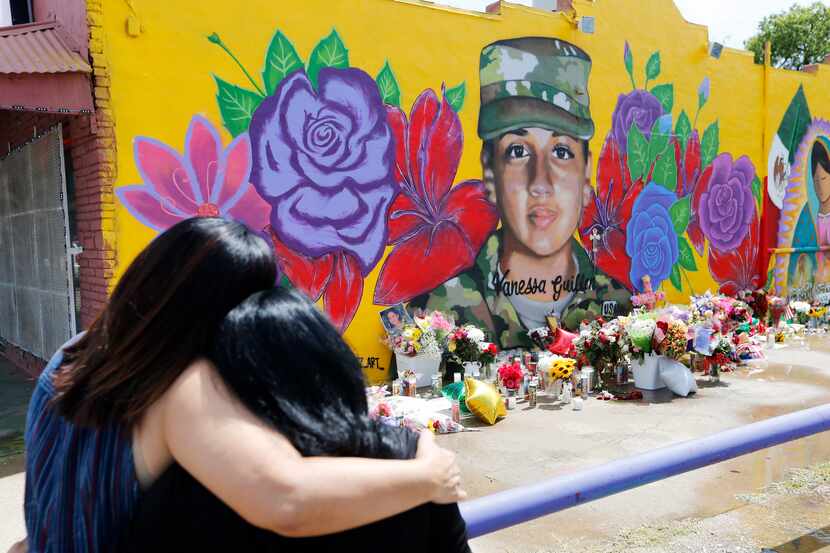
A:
[791,301,811,314]
[465,326,486,343]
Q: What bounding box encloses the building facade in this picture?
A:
[2,0,830,381]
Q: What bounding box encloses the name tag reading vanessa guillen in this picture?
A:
[491,270,596,301]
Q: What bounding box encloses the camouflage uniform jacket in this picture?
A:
[412,232,632,350]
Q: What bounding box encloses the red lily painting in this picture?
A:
[373,88,498,305]
[579,135,643,291]
[708,213,762,296]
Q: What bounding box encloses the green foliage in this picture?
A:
[214,76,264,137]
[651,83,674,113]
[669,264,682,292]
[745,2,830,69]
[675,110,692,156]
[670,196,691,235]
[376,61,401,107]
[627,122,649,182]
[701,121,720,168]
[262,31,303,95]
[677,237,697,271]
[645,51,661,83]
[308,29,349,89]
[445,82,466,112]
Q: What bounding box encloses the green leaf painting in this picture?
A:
[669,263,682,292]
[677,236,697,271]
[214,76,264,137]
[645,51,661,84]
[627,122,649,182]
[652,152,677,192]
[651,83,674,113]
[262,31,304,95]
[675,110,692,156]
[376,61,401,107]
[445,82,466,112]
[669,196,691,235]
[647,116,670,168]
[777,85,812,164]
[307,29,349,89]
[700,120,720,168]
[624,41,635,88]
[752,175,762,210]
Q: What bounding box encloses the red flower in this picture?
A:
[373,88,499,305]
[267,227,362,333]
[675,131,706,256]
[707,212,761,296]
[580,136,643,291]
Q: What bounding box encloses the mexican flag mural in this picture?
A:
[767,85,830,298]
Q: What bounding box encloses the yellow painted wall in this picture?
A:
[102,0,830,382]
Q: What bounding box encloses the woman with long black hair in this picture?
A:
[20,217,464,553]
[119,287,472,552]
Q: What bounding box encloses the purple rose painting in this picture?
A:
[611,90,663,153]
[696,153,756,252]
[249,67,396,275]
[626,183,679,291]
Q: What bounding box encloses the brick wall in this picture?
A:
[0,0,115,374]
[72,0,116,329]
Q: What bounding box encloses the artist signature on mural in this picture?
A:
[358,357,385,371]
[491,270,596,301]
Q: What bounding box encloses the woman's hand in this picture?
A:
[415,431,466,504]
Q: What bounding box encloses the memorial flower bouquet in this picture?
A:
[625,315,657,362]
[447,324,488,364]
[573,318,625,381]
[656,318,689,360]
[384,310,453,357]
[497,359,524,391]
[790,300,811,325]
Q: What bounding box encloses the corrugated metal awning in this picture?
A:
[0,21,92,74]
[0,21,93,113]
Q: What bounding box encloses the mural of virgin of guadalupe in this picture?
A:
[789,138,830,289]
[774,121,830,296]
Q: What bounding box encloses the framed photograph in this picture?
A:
[380,304,412,335]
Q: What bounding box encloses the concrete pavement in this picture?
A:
[2,341,830,552]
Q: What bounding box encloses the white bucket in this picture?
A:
[396,352,442,387]
[631,353,665,390]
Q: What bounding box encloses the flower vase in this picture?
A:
[482,362,494,383]
[547,379,563,399]
[462,361,482,379]
[709,363,720,383]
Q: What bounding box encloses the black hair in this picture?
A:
[812,140,830,177]
[55,217,277,427]
[210,288,418,460]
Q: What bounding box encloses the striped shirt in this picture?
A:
[24,339,141,553]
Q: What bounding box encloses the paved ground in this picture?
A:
[1,340,830,552]
[0,357,33,549]
[444,340,830,553]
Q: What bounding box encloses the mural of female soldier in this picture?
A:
[413,37,631,349]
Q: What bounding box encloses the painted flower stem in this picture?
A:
[629,73,637,90]
[208,33,266,96]
[682,267,696,295]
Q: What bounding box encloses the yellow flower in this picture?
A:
[448,341,456,352]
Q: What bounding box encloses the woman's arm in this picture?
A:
[161,360,464,537]
[6,539,26,553]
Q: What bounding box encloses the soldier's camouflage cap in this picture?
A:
[478,36,594,141]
